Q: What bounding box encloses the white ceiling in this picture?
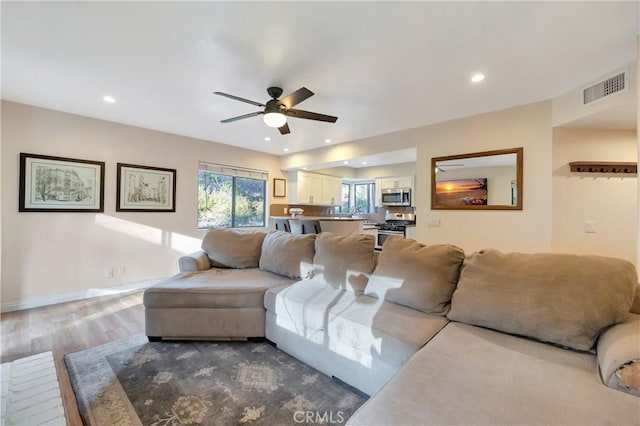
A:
[2,2,638,160]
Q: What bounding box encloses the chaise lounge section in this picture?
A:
[144,228,314,340]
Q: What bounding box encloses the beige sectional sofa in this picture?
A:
[143,228,640,425]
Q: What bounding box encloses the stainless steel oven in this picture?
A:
[376,229,405,250]
[375,212,416,250]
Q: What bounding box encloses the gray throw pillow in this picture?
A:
[201,228,266,269]
[365,237,465,315]
[259,231,316,279]
[448,249,638,351]
[313,232,376,293]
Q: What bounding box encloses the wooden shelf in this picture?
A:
[569,161,637,174]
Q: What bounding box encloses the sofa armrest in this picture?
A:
[178,250,211,272]
[597,313,640,396]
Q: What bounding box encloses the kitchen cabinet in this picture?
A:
[322,175,342,205]
[375,175,415,206]
[295,171,342,205]
[297,172,323,204]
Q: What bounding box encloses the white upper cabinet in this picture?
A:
[322,175,342,205]
[297,172,323,204]
[295,171,342,205]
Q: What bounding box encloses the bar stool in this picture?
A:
[299,219,322,235]
[274,218,291,232]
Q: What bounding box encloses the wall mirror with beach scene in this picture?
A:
[431,147,523,210]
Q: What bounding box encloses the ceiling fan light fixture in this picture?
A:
[263,112,287,128]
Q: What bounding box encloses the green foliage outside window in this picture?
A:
[198,171,265,228]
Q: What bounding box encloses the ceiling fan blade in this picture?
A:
[286,108,338,123]
[220,111,263,123]
[214,92,265,107]
[278,122,291,135]
[280,87,314,109]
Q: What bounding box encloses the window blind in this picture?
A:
[198,162,268,181]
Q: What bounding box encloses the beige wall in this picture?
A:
[552,128,637,264]
[416,101,553,253]
[1,101,285,306]
[282,101,554,253]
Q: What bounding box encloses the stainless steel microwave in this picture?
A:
[381,188,411,206]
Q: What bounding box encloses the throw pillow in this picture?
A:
[448,249,638,351]
[201,228,266,269]
[259,231,316,279]
[364,237,465,315]
[313,232,376,293]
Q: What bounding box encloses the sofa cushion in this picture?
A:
[364,237,464,315]
[144,268,296,309]
[448,249,638,351]
[313,232,376,293]
[259,231,316,279]
[201,228,266,269]
[266,278,359,330]
[347,322,640,426]
[328,295,449,368]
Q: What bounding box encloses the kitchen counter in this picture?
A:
[269,216,366,221]
[269,216,366,235]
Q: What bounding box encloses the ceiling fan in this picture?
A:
[214,86,338,135]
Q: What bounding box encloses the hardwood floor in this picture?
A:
[1,291,146,425]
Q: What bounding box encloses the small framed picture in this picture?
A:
[116,163,176,212]
[274,178,286,197]
[19,153,105,212]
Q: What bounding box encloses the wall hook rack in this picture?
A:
[569,161,637,174]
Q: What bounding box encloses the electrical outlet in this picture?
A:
[283,207,288,214]
[584,220,596,233]
[104,267,114,278]
[116,265,126,276]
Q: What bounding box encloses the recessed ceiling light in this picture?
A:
[103,95,116,103]
[471,73,485,83]
[343,161,349,165]
[302,167,308,170]
[325,139,332,143]
[283,148,289,152]
[362,161,367,165]
[264,137,271,141]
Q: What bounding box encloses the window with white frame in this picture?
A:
[340,179,376,213]
[198,162,267,229]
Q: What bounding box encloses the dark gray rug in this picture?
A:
[65,334,367,425]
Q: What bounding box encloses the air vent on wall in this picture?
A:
[583,71,626,104]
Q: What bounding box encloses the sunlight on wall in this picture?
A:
[94,215,201,254]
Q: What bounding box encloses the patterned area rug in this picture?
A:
[64,334,367,425]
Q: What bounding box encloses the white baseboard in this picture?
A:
[0,279,162,313]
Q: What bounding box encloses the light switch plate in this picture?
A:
[584,220,596,233]
[428,217,441,227]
